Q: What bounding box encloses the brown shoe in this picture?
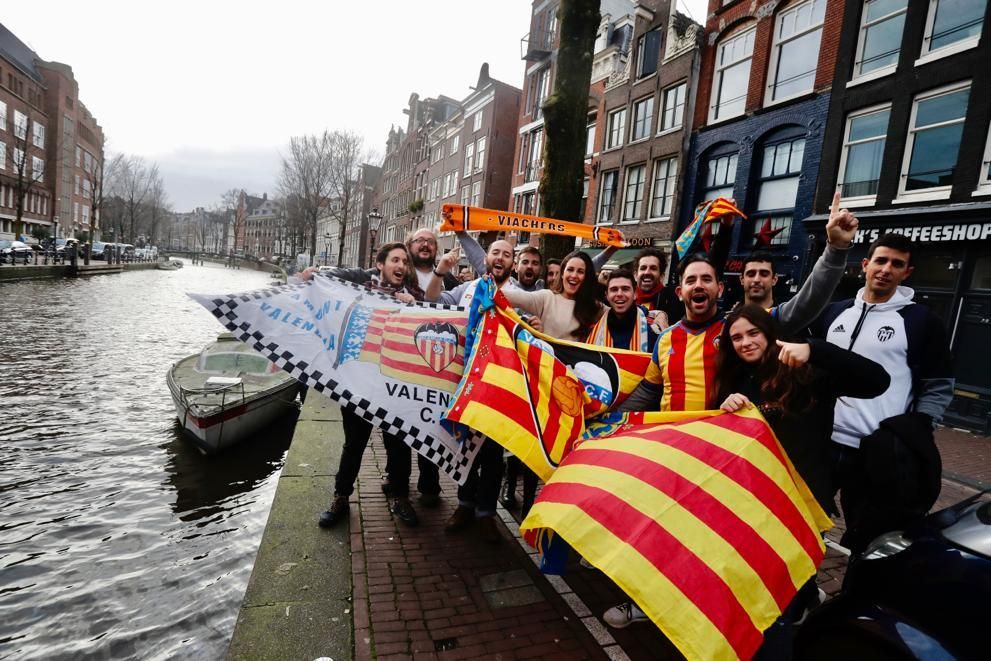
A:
[445,505,475,533]
[477,515,501,544]
[318,495,350,528]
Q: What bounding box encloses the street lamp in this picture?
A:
[323,233,331,266]
[367,208,382,268]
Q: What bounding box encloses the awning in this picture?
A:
[579,247,640,270]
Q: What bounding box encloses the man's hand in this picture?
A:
[395,292,415,304]
[776,340,811,367]
[826,191,858,248]
[647,310,669,333]
[720,393,752,413]
[435,246,460,277]
[524,315,543,332]
[299,266,319,282]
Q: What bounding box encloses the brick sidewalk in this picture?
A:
[935,426,991,489]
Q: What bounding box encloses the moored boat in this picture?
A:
[166,333,300,453]
[159,259,184,271]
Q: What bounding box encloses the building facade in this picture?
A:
[244,193,281,260]
[341,163,382,268]
[680,0,845,295]
[585,0,701,267]
[803,0,991,431]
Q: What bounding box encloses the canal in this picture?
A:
[0,263,296,659]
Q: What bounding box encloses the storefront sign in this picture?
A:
[853,222,991,245]
[585,237,657,248]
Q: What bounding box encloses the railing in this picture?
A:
[520,28,554,61]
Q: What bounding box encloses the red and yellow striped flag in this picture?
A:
[521,408,832,661]
[675,197,747,258]
[445,290,651,481]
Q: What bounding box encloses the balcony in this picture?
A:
[521,28,554,61]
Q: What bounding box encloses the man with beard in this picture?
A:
[300,244,424,529]
[515,246,543,291]
[407,228,460,296]
[428,240,517,543]
[544,259,561,290]
[587,269,656,353]
[740,251,778,308]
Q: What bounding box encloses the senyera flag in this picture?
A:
[440,203,627,248]
[521,408,833,661]
[442,277,651,481]
[675,197,747,258]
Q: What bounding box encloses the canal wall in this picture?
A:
[0,261,159,282]
[226,395,352,661]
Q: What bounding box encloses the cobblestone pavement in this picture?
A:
[349,426,989,660]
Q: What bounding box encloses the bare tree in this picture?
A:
[84,152,123,243]
[115,156,155,243]
[146,172,170,246]
[278,132,335,266]
[329,130,365,265]
[9,116,50,237]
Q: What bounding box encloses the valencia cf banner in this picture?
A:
[190,275,482,483]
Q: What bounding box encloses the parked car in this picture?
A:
[0,240,35,262]
[55,238,80,254]
[91,241,110,259]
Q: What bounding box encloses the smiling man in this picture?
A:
[587,269,656,352]
[740,251,778,307]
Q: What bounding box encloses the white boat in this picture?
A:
[159,259,183,271]
[166,333,301,453]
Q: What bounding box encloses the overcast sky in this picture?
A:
[3,0,709,211]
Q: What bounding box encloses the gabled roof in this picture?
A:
[0,23,45,84]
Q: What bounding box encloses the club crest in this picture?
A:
[414,322,460,373]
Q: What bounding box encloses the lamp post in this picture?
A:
[367,208,382,268]
[323,233,331,266]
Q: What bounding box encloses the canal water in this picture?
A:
[0,263,298,659]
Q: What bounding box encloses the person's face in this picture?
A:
[636,256,663,292]
[546,263,561,288]
[486,240,515,284]
[517,252,542,287]
[409,230,437,267]
[676,261,723,321]
[606,277,635,315]
[862,247,913,302]
[561,257,587,298]
[729,317,768,364]
[458,267,472,283]
[377,248,408,286]
[741,261,777,306]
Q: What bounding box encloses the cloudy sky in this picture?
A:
[4,0,709,211]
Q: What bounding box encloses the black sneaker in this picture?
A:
[391,497,419,527]
[418,492,440,508]
[499,483,519,510]
[381,476,394,496]
[318,495,349,528]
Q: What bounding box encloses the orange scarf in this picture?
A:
[440,204,626,248]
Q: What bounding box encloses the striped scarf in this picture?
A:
[587,308,650,352]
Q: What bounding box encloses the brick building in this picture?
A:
[341,163,382,268]
[680,0,845,294]
[244,193,281,260]
[422,65,521,253]
[803,0,991,431]
[584,0,701,268]
[0,24,54,242]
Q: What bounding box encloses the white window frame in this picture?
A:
[895,80,971,204]
[621,164,647,223]
[629,96,654,143]
[765,0,826,106]
[851,0,907,84]
[606,108,626,150]
[709,25,756,123]
[0,142,5,170]
[473,112,483,132]
[464,143,474,175]
[585,115,597,156]
[470,181,481,207]
[975,121,991,196]
[648,156,679,221]
[475,137,486,173]
[32,122,45,149]
[0,101,6,132]
[918,0,987,65]
[597,170,619,224]
[837,102,892,208]
[14,111,28,140]
[449,135,460,156]
[659,82,687,134]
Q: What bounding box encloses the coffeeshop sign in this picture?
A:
[853,222,991,245]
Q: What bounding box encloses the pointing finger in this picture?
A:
[830,191,841,218]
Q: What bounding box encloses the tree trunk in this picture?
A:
[538,0,600,261]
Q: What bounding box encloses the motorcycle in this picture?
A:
[795,489,991,660]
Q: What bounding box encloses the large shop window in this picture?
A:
[921,0,987,57]
[898,81,970,200]
[598,170,619,223]
[650,156,679,219]
[753,129,806,247]
[630,96,654,142]
[710,26,755,122]
[767,0,826,103]
[622,164,646,222]
[853,0,907,79]
[838,104,891,203]
[977,122,991,195]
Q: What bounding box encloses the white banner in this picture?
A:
[190,275,480,483]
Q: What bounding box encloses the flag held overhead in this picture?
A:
[440,204,627,248]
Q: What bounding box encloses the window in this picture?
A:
[470,181,481,207]
[450,170,458,197]
[0,142,5,170]
[461,185,471,206]
[475,137,486,172]
[13,148,25,172]
[464,143,474,174]
[580,177,589,221]
[636,29,661,78]
[853,0,907,78]
[838,104,890,200]
[753,130,806,247]
[473,112,483,132]
[75,174,81,195]
[430,177,441,200]
[977,123,991,195]
[442,173,451,198]
[622,165,647,221]
[899,82,970,198]
[526,130,542,182]
[14,111,27,140]
[606,108,626,149]
[657,84,686,135]
[528,67,550,119]
[585,116,596,156]
[630,97,654,142]
[711,26,755,121]
[922,0,987,56]
[449,135,460,156]
[650,157,679,218]
[598,170,619,222]
[0,101,6,131]
[75,145,81,167]
[32,122,44,149]
[767,0,826,103]
[702,148,739,201]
